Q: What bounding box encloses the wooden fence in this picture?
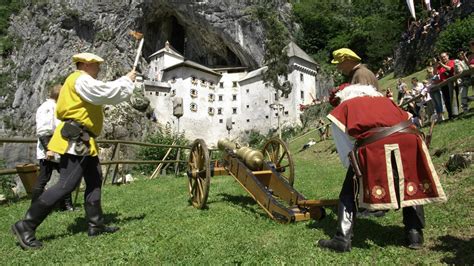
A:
[0,137,190,184]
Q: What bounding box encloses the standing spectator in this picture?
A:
[385,87,394,102]
[31,84,74,211]
[435,52,456,119]
[411,77,425,126]
[397,78,408,105]
[421,80,435,122]
[454,51,471,113]
[11,52,136,250]
[461,39,474,68]
[426,66,444,121]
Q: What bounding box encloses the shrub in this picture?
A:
[134,129,189,175]
[435,16,474,56]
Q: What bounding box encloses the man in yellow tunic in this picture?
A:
[12,52,136,250]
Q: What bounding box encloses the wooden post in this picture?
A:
[103,143,119,185]
[149,140,177,179]
[174,148,181,177]
[111,143,121,184]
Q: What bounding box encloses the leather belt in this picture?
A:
[355,120,419,148]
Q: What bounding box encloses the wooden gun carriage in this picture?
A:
[187,138,338,223]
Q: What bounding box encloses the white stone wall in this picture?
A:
[145,50,320,147]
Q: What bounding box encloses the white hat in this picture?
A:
[72,52,104,64]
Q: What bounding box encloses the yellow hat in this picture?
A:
[72,52,104,64]
[331,48,361,64]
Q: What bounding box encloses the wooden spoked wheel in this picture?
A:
[187,139,210,209]
[262,137,295,186]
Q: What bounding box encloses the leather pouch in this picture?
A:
[61,122,82,140]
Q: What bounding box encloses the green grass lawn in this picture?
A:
[0,112,472,264]
[1,72,474,263]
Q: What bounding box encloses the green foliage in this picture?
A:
[95,29,114,42]
[0,160,16,203]
[299,102,332,129]
[245,129,267,149]
[248,3,291,98]
[435,16,474,56]
[17,68,31,82]
[293,0,405,72]
[135,129,189,174]
[0,1,24,57]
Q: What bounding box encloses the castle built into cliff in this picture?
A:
[143,41,321,146]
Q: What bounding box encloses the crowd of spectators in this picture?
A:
[403,1,463,44]
[391,39,474,127]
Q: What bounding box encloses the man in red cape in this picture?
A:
[318,49,446,252]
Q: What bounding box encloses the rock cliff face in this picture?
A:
[0,0,295,164]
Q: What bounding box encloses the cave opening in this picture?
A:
[141,9,242,68]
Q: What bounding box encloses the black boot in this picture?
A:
[11,200,53,250]
[61,194,74,212]
[403,205,425,249]
[406,229,424,249]
[318,202,353,252]
[30,188,44,204]
[85,201,119,237]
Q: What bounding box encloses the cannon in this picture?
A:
[187,137,338,223]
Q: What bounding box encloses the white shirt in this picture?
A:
[36,98,60,160]
[65,73,134,155]
[331,124,354,168]
[75,73,134,105]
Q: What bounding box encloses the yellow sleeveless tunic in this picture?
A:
[48,71,104,156]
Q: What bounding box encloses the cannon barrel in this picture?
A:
[218,139,263,171]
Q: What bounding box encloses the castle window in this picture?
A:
[208,93,215,102]
[232,94,237,101]
[217,108,223,115]
[246,105,249,109]
[265,100,268,104]
[219,82,224,88]
[208,107,215,115]
[190,103,198,112]
[170,77,176,83]
[300,91,304,100]
[246,119,250,122]
[232,81,238,87]
[190,89,198,98]
[219,119,223,123]
[155,92,159,96]
[246,89,249,93]
[300,73,304,82]
[170,90,176,97]
[284,111,289,116]
[232,107,237,114]
[191,76,197,85]
[265,115,269,119]
[218,95,223,101]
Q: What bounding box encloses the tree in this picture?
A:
[249,3,292,98]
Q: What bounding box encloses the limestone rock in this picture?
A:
[446,152,473,172]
